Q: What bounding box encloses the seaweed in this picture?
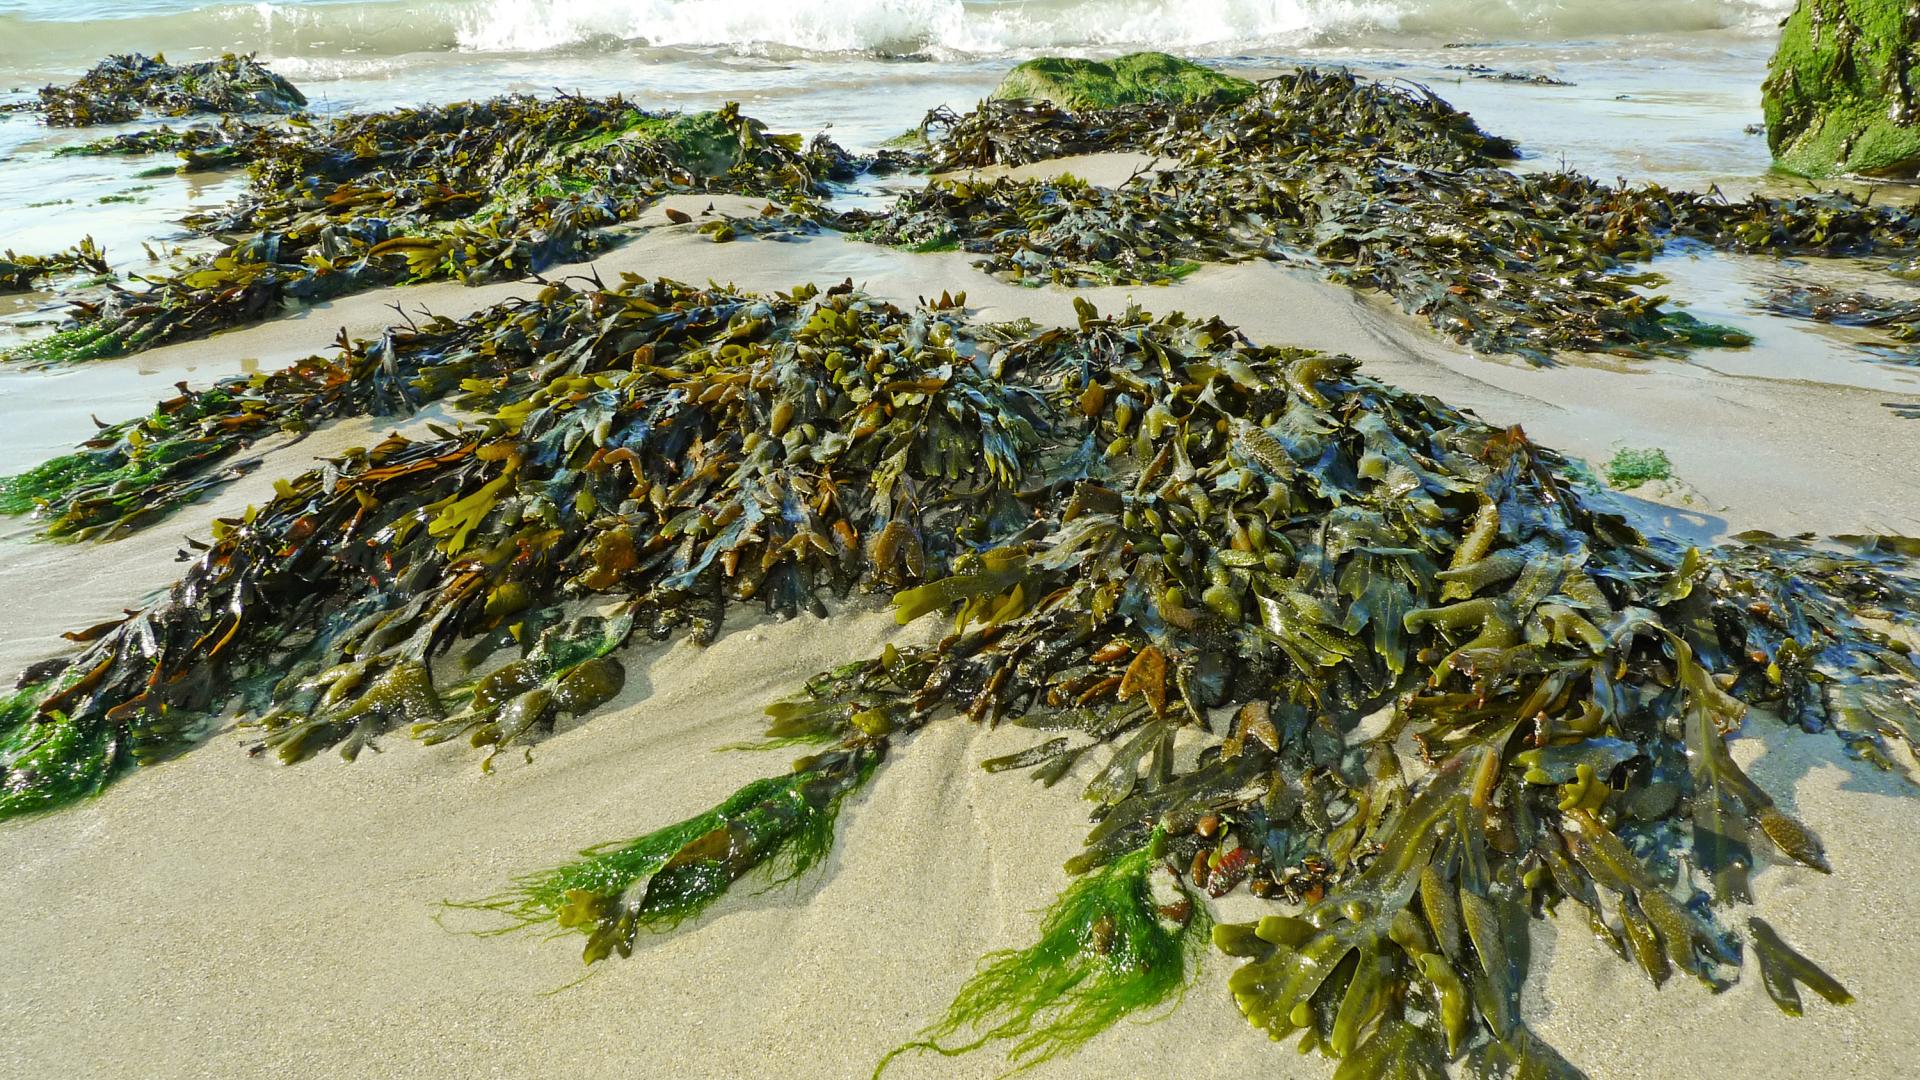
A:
[2,274,1914,1080]
[858,67,1920,365]
[458,746,878,961]
[1758,282,1920,365]
[0,237,109,293]
[876,833,1207,1076]
[19,53,306,126]
[4,96,870,366]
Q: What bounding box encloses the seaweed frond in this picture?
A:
[877,834,1207,1077]
[458,746,879,961]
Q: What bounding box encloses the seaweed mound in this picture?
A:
[31,53,307,127]
[990,52,1256,111]
[0,97,861,367]
[1763,0,1920,177]
[2,273,1914,1078]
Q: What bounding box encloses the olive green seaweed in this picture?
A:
[1747,917,1854,1016]
[1,278,1907,1080]
[876,834,1208,1077]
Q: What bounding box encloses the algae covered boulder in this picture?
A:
[1763,0,1920,177]
[989,52,1255,111]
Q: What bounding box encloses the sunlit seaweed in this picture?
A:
[859,68,1920,364]
[876,833,1208,1076]
[2,276,1910,1080]
[10,52,307,126]
[457,746,878,961]
[4,96,869,366]
[0,237,109,293]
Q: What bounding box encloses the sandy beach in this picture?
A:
[4,2,1920,1073]
[2,198,1918,1077]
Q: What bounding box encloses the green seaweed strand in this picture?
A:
[0,677,124,820]
[463,746,879,961]
[877,833,1207,1077]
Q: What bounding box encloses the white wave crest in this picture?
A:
[1,0,1802,72]
[450,0,1799,56]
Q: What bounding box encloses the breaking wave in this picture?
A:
[0,0,1799,71]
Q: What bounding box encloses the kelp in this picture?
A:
[14,53,307,126]
[3,280,1911,1080]
[859,68,1920,364]
[875,833,1207,1076]
[0,237,109,293]
[5,95,868,366]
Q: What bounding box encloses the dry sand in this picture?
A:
[2,196,1919,1079]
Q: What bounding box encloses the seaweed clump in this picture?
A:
[877,833,1207,1075]
[2,275,1912,1078]
[18,53,307,126]
[859,67,1920,364]
[3,96,865,366]
[0,237,108,293]
[1759,282,1920,365]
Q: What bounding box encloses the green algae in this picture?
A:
[0,677,124,820]
[461,747,878,962]
[877,835,1206,1077]
[1764,0,1920,177]
[1603,447,1674,488]
[991,53,1255,111]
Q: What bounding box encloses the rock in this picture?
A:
[1763,0,1920,177]
[989,52,1255,112]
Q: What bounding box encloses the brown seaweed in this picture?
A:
[3,277,1910,1079]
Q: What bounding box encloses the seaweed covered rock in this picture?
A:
[1763,0,1920,177]
[31,53,307,127]
[990,52,1255,111]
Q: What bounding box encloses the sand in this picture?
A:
[3,195,1919,1080]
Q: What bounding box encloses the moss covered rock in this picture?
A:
[1763,0,1920,177]
[989,52,1255,111]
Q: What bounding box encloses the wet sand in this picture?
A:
[2,191,1919,1079]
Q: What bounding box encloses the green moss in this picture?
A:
[990,53,1256,112]
[877,836,1206,1076]
[1604,446,1673,488]
[1764,0,1920,177]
